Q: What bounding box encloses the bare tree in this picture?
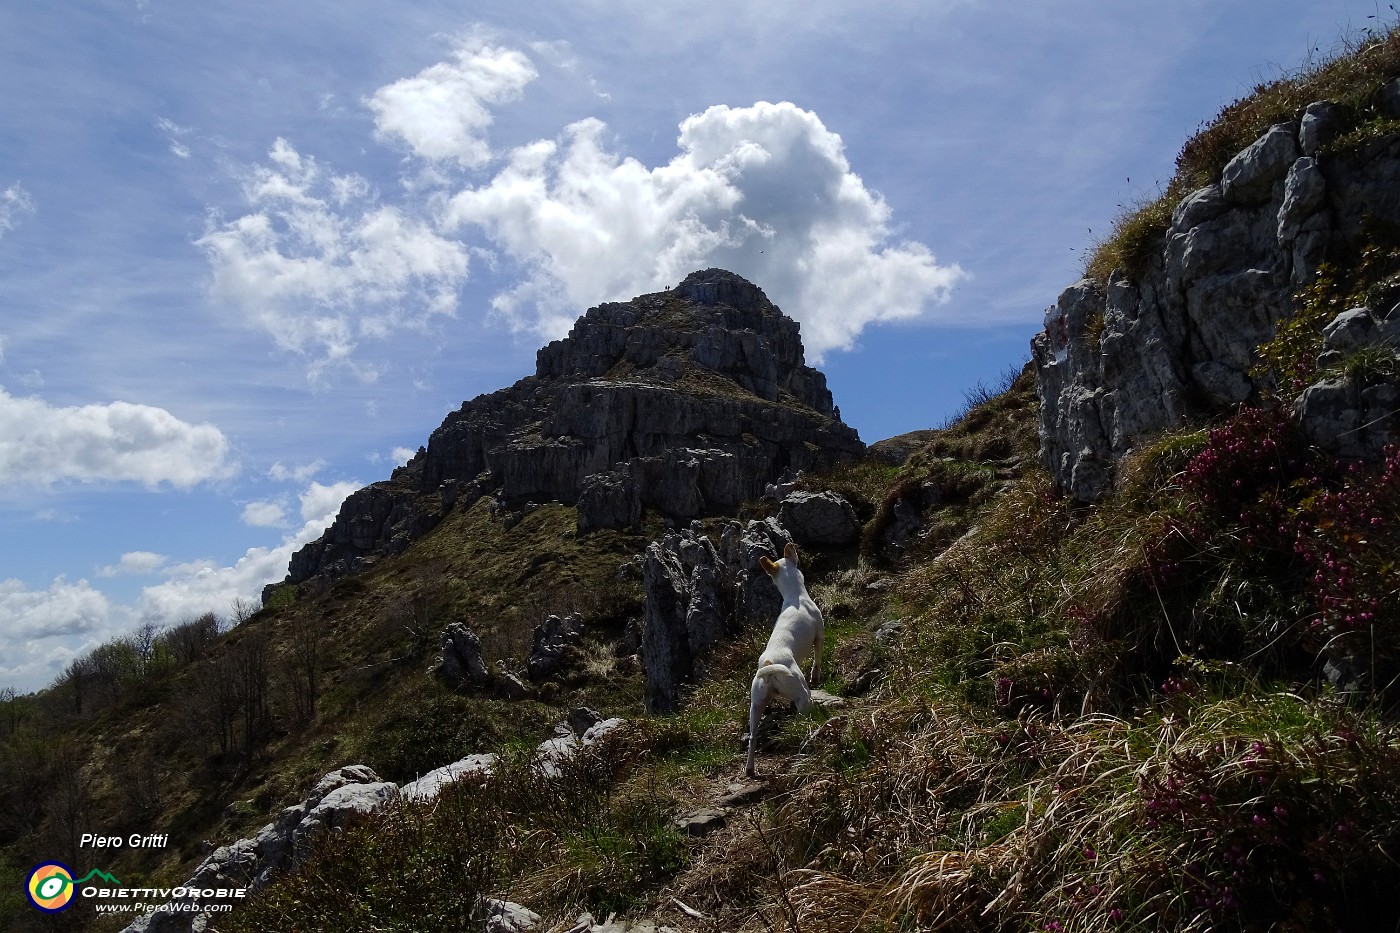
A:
[163,612,221,666]
[199,653,241,759]
[132,621,159,679]
[121,752,163,818]
[231,597,258,627]
[86,638,138,705]
[60,656,95,715]
[232,633,270,766]
[0,687,22,739]
[285,615,323,725]
[49,739,91,864]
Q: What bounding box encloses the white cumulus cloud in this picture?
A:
[0,478,360,693]
[241,499,288,528]
[197,139,471,377]
[443,101,964,358]
[0,386,233,489]
[367,38,537,167]
[0,577,115,639]
[135,479,359,624]
[0,578,136,693]
[98,551,169,578]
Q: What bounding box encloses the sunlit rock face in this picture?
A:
[1035,111,1400,501]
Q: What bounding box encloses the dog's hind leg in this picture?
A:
[746,674,772,777]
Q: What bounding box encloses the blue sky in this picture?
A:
[0,0,1388,693]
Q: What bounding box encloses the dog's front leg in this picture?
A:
[810,625,823,684]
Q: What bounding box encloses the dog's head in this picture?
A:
[759,541,799,576]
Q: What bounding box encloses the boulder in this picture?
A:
[1322,307,1378,351]
[642,519,795,712]
[121,765,393,933]
[778,490,860,546]
[674,808,728,836]
[533,715,627,776]
[436,623,491,687]
[289,780,398,851]
[1379,77,1400,119]
[720,517,791,627]
[642,528,728,713]
[527,612,584,682]
[1221,123,1298,204]
[1295,374,1399,459]
[399,753,497,803]
[483,900,542,933]
[1277,157,1325,243]
[1300,100,1347,156]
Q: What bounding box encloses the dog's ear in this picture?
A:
[783,542,799,564]
[758,555,778,576]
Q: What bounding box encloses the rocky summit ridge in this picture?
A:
[281,269,865,588]
[1036,102,1400,500]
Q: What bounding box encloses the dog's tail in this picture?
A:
[754,660,784,681]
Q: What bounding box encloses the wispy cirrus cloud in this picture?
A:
[155,116,193,159]
[0,386,233,489]
[0,184,35,239]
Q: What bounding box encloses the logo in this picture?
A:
[26,863,75,913]
[25,864,123,913]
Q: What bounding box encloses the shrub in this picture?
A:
[1296,446,1400,682]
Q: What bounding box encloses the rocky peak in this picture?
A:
[533,268,837,416]
[280,270,864,588]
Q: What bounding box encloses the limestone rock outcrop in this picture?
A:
[124,715,630,932]
[641,518,793,713]
[281,269,863,587]
[121,765,396,933]
[1035,117,1400,500]
[435,622,491,687]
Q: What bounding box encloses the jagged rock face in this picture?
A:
[1034,118,1400,500]
[283,269,864,586]
[641,517,791,713]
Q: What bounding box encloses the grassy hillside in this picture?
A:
[213,362,1400,932]
[0,494,653,932]
[5,335,1399,932]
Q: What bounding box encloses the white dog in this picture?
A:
[746,542,824,777]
